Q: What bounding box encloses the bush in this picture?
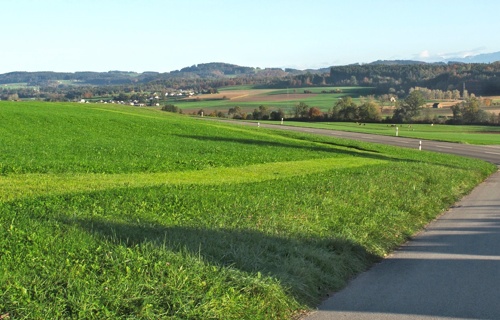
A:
[161,104,180,113]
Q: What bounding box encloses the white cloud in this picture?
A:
[437,47,488,60]
[410,47,493,63]
[419,50,430,58]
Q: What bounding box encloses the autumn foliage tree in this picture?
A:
[308,107,324,119]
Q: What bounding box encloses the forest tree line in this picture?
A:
[2,62,500,101]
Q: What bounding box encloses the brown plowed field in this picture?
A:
[181,89,274,102]
[181,89,318,102]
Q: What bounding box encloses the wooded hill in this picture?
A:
[2,61,500,100]
[0,63,297,86]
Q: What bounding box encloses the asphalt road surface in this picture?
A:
[242,122,500,165]
[221,121,500,320]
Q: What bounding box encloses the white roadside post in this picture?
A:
[396,126,399,137]
[257,122,260,127]
[281,118,284,125]
[419,140,422,151]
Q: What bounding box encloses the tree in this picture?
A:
[308,107,324,120]
[252,105,270,120]
[449,97,490,124]
[392,90,425,123]
[270,108,285,121]
[7,93,19,101]
[461,97,480,123]
[358,101,381,122]
[332,96,358,121]
[294,102,309,119]
[450,103,462,122]
[228,106,242,118]
[161,104,180,113]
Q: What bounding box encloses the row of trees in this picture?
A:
[450,97,499,124]
[162,90,498,125]
[330,98,382,122]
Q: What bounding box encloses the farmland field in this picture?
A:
[0,101,496,319]
[171,86,376,114]
[167,86,500,121]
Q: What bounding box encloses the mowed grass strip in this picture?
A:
[0,157,385,202]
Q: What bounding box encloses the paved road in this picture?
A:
[222,121,500,319]
[240,122,500,165]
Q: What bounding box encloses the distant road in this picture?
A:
[225,121,500,165]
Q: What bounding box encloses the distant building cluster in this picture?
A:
[79,99,160,107]
[165,89,195,97]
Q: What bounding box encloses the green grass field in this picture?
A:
[0,101,496,319]
[260,121,500,145]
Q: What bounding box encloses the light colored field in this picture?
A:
[182,89,319,103]
[181,89,274,101]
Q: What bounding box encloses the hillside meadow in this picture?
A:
[0,101,496,319]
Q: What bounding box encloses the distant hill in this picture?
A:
[366,52,500,65]
[2,52,500,88]
[0,63,300,86]
[174,62,256,77]
[368,60,428,66]
[443,51,500,64]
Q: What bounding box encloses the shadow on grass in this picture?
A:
[175,132,484,171]
[172,134,393,162]
[60,216,379,307]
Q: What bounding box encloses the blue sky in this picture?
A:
[2,0,499,73]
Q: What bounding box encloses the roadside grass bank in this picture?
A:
[0,101,496,319]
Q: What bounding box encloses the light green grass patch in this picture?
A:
[0,157,385,202]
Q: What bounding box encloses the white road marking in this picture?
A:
[484,151,500,155]
[436,145,453,149]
